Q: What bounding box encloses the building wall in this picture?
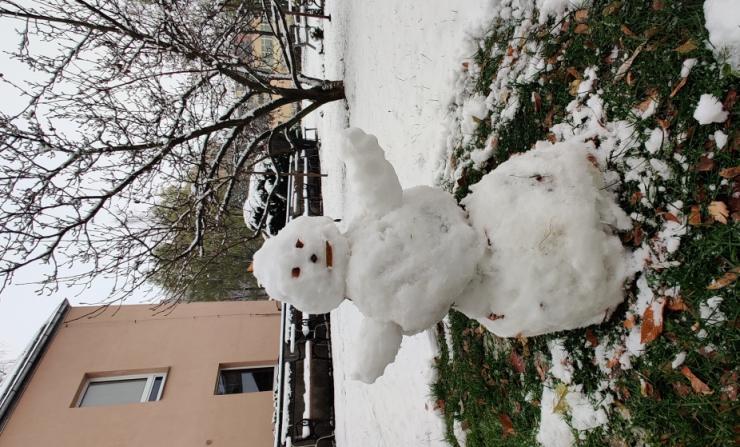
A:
[0,301,281,447]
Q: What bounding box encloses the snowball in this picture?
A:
[456,141,631,337]
[704,0,740,70]
[341,128,403,223]
[348,318,403,384]
[714,130,728,149]
[346,186,482,334]
[693,94,729,124]
[252,216,350,314]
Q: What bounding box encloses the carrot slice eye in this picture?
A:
[291,267,300,278]
[295,239,304,248]
[325,241,333,269]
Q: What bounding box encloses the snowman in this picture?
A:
[252,128,632,383]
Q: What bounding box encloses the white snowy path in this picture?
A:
[301,1,493,446]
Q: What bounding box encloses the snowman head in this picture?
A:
[252,216,350,314]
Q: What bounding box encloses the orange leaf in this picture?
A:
[688,205,702,226]
[630,191,643,205]
[574,23,590,34]
[624,314,636,329]
[670,76,688,98]
[586,329,599,347]
[719,166,740,178]
[666,296,688,312]
[247,262,254,273]
[575,9,589,22]
[509,350,526,374]
[641,299,666,344]
[532,92,542,113]
[621,25,636,37]
[707,268,739,290]
[499,414,515,437]
[695,156,716,172]
[680,366,713,395]
[675,39,698,54]
[662,212,680,223]
[708,201,729,224]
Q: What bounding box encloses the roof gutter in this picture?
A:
[0,299,69,433]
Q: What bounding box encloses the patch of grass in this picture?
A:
[435,0,738,445]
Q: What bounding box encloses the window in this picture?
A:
[215,366,274,395]
[77,373,166,407]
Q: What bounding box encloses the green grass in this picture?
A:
[434,0,738,446]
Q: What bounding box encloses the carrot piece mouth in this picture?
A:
[325,241,333,269]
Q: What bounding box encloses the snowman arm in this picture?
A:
[341,128,403,217]
[348,316,403,384]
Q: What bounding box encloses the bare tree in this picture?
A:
[0,0,343,304]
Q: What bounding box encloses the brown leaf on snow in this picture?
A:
[509,350,526,374]
[629,191,643,205]
[575,9,589,22]
[670,76,688,98]
[641,298,666,344]
[707,267,739,290]
[566,66,581,79]
[719,166,740,178]
[532,92,542,113]
[662,212,680,223]
[574,23,590,34]
[666,296,689,312]
[623,314,636,329]
[434,399,446,411]
[675,39,698,54]
[695,156,716,172]
[586,329,599,347]
[680,366,713,395]
[635,88,659,113]
[708,201,729,224]
[499,414,516,437]
[614,42,646,82]
[688,205,702,226]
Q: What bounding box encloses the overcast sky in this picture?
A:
[0,17,152,364]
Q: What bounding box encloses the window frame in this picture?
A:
[214,364,276,395]
[76,372,167,407]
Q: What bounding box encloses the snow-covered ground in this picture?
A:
[300,1,494,445]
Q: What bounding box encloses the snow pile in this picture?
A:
[700,296,726,326]
[348,318,403,383]
[703,0,740,70]
[456,141,632,337]
[346,185,481,334]
[252,216,350,314]
[693,94,729,124]
[537,340,611,447]
[243,157,286,236]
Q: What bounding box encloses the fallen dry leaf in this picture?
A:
[695,156,716,172]
[630,191,643,205]
[624,314,636,329]
[532,91,542,113]
[666,296,688,312]
[632,226,644,246]
[675,39,698,54]
[707,267,739,290]
[670,76,688,98]
[586,329,599,347]
[603,1,622,16]
[615,42,646,82]
[688,205,702,226]
[720,371,738,402]
[652,0,664,10]
[434,399,446,411]
[635,88,659,113]
[719,166,740,178]
[626,71,635,86]
[575,9,589,22]
[509,350,526,374]
[499,414,516,437]
[574,23,590,34]
[641,298,666,344]
[708,201,729,224]
[640,379,655,397]
[535,354,548,381]
[461,62,469,71]
[673,381,692,397]
[621,24,636,37]
[662,212,680,223]
[681,366,713,395]
[643,26,660,39]
[553,383,569,414]
[723,89,737,111]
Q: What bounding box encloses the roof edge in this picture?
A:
[0,299,69,433]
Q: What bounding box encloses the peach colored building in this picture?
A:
[0,300,281,447]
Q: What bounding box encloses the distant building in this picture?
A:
[0,300,281,446]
